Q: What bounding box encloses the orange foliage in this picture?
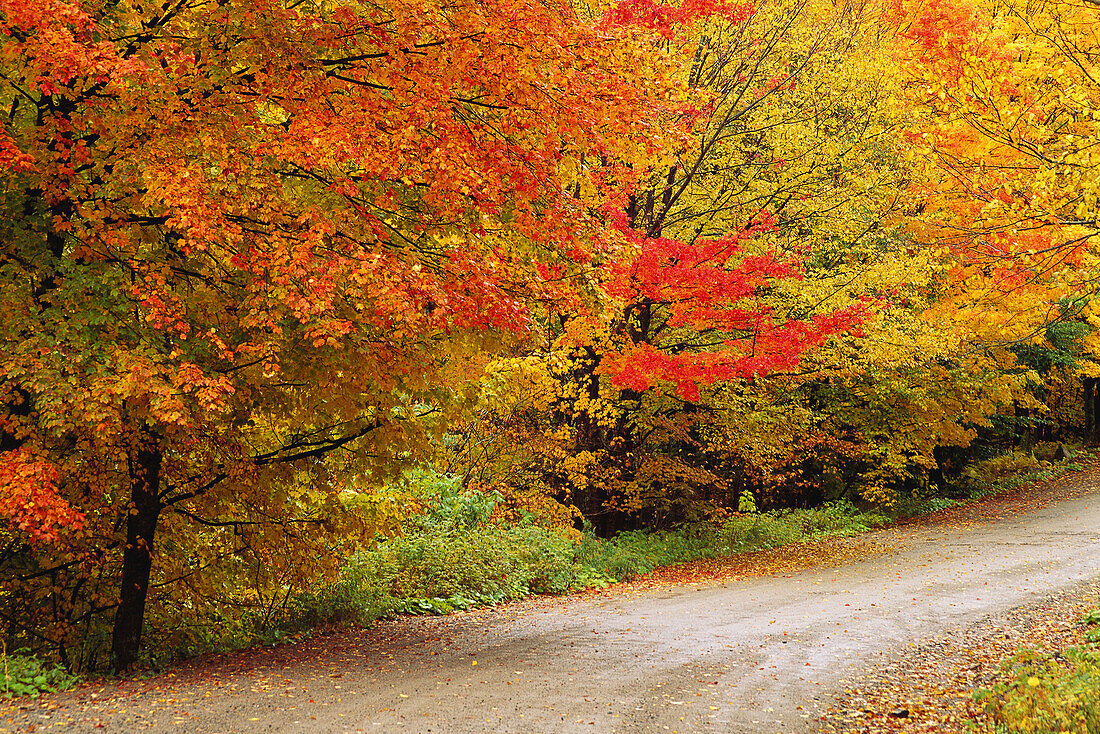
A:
[0,450,84,543]
[0,0,682,664]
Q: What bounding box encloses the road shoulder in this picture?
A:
[819,573,1100,733]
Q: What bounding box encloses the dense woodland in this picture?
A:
[1,0,1098,672]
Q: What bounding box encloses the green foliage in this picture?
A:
[738,490,759,514]
[975,646,1100,733]
[962,451,1044,494]
[1011,315,1093,377]
[920,496,961,514]
[284,474,896,632]
[1084,608,1100,646]
[720,513,804,552]
[797,499,892,536]
[401,470,500,534]
[286,472,583,626]
[574,526,724,581]
[719,500,889,553]
[0,651,78,699]
[311,520,629,624]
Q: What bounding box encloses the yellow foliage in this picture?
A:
[480,356,557,415]
[860,479,899,509]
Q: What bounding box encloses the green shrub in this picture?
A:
[975,646,1100,733]
[799,499,889,536]
[401,469,500,534]
[961,450,1058,500]
[738,489,758,514]
[0,651,78,699]
[298,487,590,626]
[968,451,1043,484]
[974,606,1100,733]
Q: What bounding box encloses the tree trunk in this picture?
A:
[110,442,162,672]
[1085,377,1099,445]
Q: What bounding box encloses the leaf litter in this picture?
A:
[817,579,1100,734]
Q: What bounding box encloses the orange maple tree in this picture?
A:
[0,0,673,668]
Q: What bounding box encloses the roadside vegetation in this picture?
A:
[145,445,1092,663]
[292,473,890,628]
[975,615,1100,734]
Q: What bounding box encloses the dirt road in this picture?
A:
[6,471,1100,733]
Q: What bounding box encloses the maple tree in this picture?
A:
[445,0,919,530]
[737,244,1034,508]
[0,0,674,668]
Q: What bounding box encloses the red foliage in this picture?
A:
[0,450,85,543]
[599,218,867,401]
[602,0,754,38]
[0,131,34,172]
[889,0,1010,80]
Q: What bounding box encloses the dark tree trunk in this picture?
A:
[110,442,162,672]
[1085,377,1099,445]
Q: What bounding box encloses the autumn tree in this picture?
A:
[817,0,1100,485]
[0,0,673,669]
[739,0,1100,506]
[662,0,1100,509]
[442,0,924,530]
